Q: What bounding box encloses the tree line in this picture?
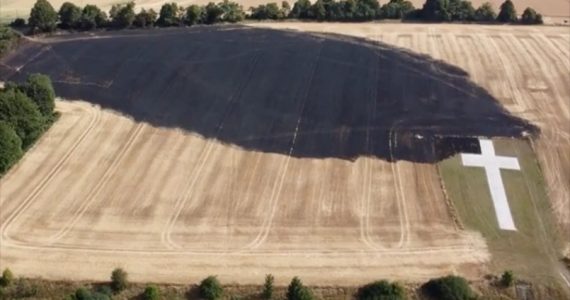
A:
[13,0,544,34]
[0,266,520,300]
[0,74,56,175]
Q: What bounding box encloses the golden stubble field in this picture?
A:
[0,23,568,285]
[1,0,569,24]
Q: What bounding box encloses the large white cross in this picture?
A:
[461,139,520,231]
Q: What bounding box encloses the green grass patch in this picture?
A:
[439,138,563,284]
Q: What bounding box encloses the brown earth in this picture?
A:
[0,23,568,286]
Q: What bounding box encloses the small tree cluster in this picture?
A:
[142,285,160,300]
[287,277,314,300]
[200,276,224,300]
[250,2,290,20]
[71,287,112,300]
[1,74,56,174]
[358,280,406,300]
[0,269,14,287]
[262,274,274,300]
[422,275,476,300]
[379,0,415,19]
[521,7,543,24]
[500,270,515,287]
[110,268,128,292]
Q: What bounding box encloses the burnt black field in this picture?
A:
[0,26,537,162]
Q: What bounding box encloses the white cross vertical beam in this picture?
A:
[461,139,520,231]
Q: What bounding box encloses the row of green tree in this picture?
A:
[20,0,247,33]
[0,74,56,174]
[17,0,544,34]
[254,0,543,23]
[0,266,517,300]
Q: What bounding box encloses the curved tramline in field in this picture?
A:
[0,24,568,286]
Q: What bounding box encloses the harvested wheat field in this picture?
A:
[0,24,568,286]
[1,0,569,24]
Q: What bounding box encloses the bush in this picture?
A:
[10,18,27,28]
[0,122,23,174]
[72,287,111,300]
[28,0,58,33]
[0,268,14,287]
[185,5,205,25]
[250,3,286,20]
[289,0,312,18]
[157,3,181,26]
[80,5,107,30]
[204,2,224,24]
[110,268,128,292]
[13,278,38,298]
[262,274,274,300]
[142,285,160,300]
[134,9,158,28]
[109,2,136,28]
[474,2,496,22]
[423,275,476,300]
[219,0,245,22]
[500,270,514,287]
[358,280,405,300]
[200,276,223,300]
[0,87,45,149]
[497,0,517,23]
[521,7,543,24]
[286,277,313,300]
[0,26,20,57]
[20,73,55,117]
[58,2,82,29]
[379,0,415,19]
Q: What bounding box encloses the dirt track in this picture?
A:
[0,24,568,284]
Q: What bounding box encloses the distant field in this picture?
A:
[0,0,569,24]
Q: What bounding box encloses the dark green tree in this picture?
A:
[311,0,327,20]
[380,0,415,19]
[290,0,312,18]
[262,274,274,300]
[58,2,82,29]
[80,5,107,30]
[521,7,543,24]
[110,268,128,292]
[134,9,157,27]
[421,0,451,21]
[109,2,136,28]
[21,73,55,117]
[0,269,14,287]
[286,277,313,300]
[157,3,180,26]
[199,276,223,300]
[185,5,205,25]
[448,0,474,21]
[497,0,517,23]
[10,18,27,27]
[219,0,245,22]
[423,275,476,300]
[142,285,160,300]
[358,280,405,300]
[500,270,514,287]
[474,2,496,22]
[28,0,58,33]
[204,2,224,24]
[354,0,379,20]
[281,1,292,16]
[0,121,23,175]
[0,88,45,149]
